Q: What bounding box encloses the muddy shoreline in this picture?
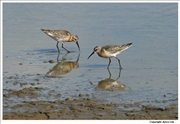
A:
[3,95,178,120]
[3,76,178,120]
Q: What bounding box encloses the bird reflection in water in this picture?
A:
[47,53,80,76]
[97,69,130,91]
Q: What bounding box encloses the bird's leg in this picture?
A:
[116,68,122,81]
[107,68,112,78]
[57,53,60,62]
[107,58,111,69]
[56,42,60,53]
[62,43,70,53]
[115,57,122,69]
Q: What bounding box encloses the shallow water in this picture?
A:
[3,3,178,112]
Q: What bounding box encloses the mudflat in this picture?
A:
[3,93,178,120]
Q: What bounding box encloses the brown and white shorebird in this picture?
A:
[87,43,132,69]
[41,29,80,53]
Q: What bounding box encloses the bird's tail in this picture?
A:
[119,43,132,52]
[41,29,48,32]
[126,43,132,47]
[41,29,51,35]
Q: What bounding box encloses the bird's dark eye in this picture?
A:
[94,46,99,51]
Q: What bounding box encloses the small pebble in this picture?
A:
[49,60,54,63]
[79,94,83,97]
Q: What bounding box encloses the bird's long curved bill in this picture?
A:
[76,42,80,51]
[87,51,94,59]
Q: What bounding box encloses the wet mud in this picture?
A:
[3,91,178,120]
[3,99,178,120]
[3,65,178,120]
[3,56,178,120]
